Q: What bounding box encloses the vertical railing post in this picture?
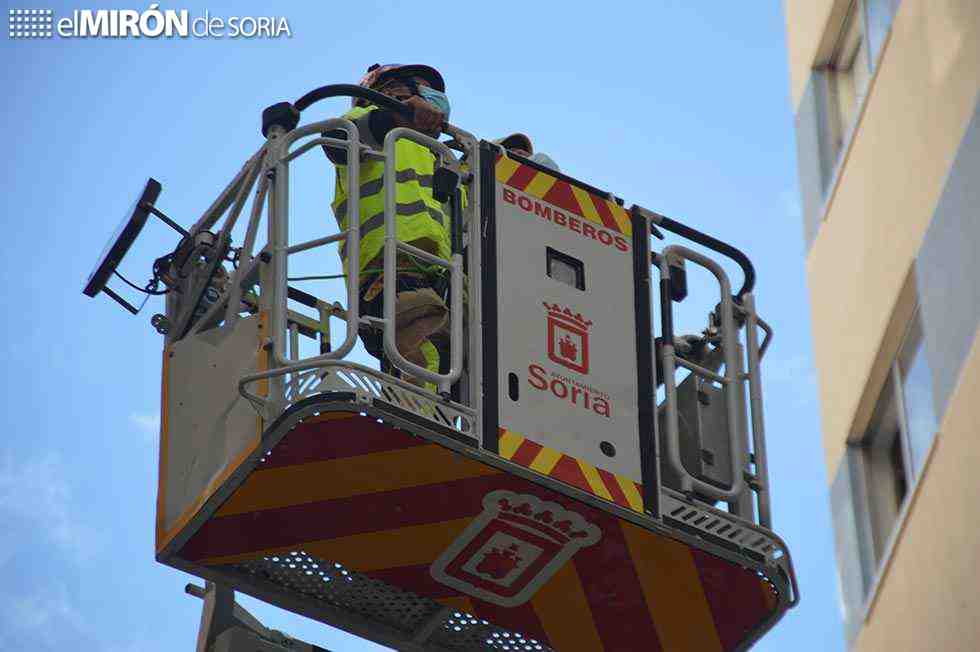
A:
[263,124,288,414]
[381,127,464,387]
[743,292,772,528]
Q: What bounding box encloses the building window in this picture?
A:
[832,306,937,641]
[857,306,937,564]
[822,3,871,183]
[797,1,901,251]
[864,0,901,64]
[860,371,909,560]
[896,311,937,477]
[815,0,901,193]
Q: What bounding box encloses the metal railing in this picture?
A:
[198,118,480,423]
[650,236,774,529]
[657,245,747,501]
[380,128,465,390]
[267,118,362,365]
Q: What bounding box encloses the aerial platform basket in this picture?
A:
[88,85,797,651]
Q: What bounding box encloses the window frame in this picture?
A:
[546,247,586,291]
[798,0,902,252]
[817,0,872,192]
[812,0,899,201]
[843,304,939,628]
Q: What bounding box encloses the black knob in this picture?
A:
[261,102,300,137]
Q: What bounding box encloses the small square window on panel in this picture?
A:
[546,247,585,290]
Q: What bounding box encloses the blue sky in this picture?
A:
[0,2,842,650]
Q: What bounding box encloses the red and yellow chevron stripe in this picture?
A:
[495,155,632,237]
[175,412,779,651]
[499,427,644,514]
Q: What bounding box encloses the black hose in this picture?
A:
[293,83,413,118]
[653,215,756,299]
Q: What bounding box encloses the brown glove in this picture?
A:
[393,96,445,136]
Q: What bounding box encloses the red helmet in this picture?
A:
[355,63,445,106]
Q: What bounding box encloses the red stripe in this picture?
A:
[181,473,511,561]
[510,439,543,467]
[573,511,664,652]
[260,416,425,469]
[690,548,772,650]
[589,194,623,234]
[505,164,538,192]
[541,181,583,220]
[365,564,460,599]
[597,468,629,508]
[470,599,552,648]
[550,456,593,494]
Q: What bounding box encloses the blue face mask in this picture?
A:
[418,86,451,120]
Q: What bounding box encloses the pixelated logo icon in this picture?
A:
[8,9,53,39]
[544,302,592,374]
[430,490,601,607]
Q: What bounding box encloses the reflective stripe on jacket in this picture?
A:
[331,105,451,279]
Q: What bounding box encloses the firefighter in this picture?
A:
[323,64,452,386]
[493,132,560,171]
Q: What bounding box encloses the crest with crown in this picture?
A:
[544,302,592,373]
[430,490,602,607]
[543,302,593,331]
[491,492,599,545]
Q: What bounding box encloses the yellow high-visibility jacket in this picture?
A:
[331,105,452,280]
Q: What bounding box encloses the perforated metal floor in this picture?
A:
[233,551,553,651]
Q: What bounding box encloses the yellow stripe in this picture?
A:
[309,518,471,572]
[215,445,497,517]
[495,156,521,183]
[529,446,562,475]
[200,518,472,569]
[621,521,723,652]
[531,561,603,651]
[569,184,603,227]
[607,200,633,236]
[498,429,524,460]
[524,170,558,199]
[303,518,473,572]
[578,460,614,501]
[618,476,644,512]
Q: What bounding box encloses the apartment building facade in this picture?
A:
[784,0,980,649]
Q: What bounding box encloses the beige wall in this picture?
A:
[854,333,980,651]
[784,0,835,106]
[794,0,980,471]
[785,0,980,649]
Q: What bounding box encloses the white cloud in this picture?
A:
[0,580,100,651]
[129,412,160,441]
[0,453,100,564]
